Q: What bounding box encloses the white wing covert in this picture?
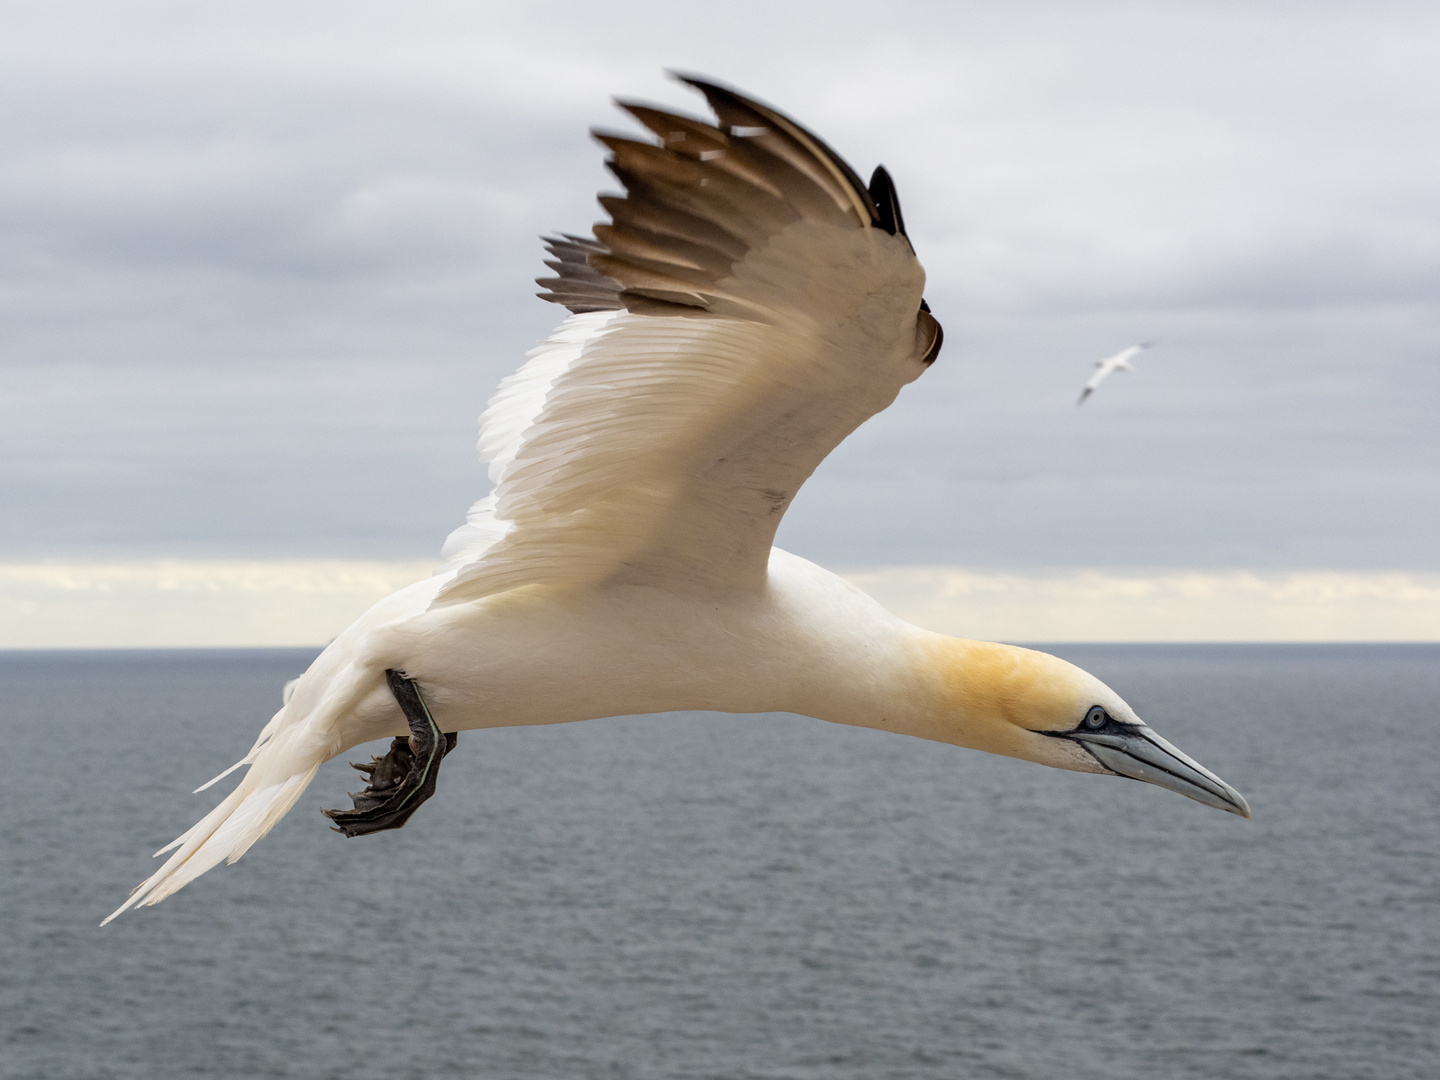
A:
[436,77,943,606]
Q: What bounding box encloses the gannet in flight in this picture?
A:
[1077,343,1151,404]
[104,78,1247,925]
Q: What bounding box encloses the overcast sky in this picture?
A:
[4,0,1437,574]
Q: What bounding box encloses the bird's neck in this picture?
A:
[757,552,1079,756]
[824,632,1076,762]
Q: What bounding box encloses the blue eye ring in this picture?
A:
[1084,706,1108,730]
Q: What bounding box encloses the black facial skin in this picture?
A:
[1053,705,1137,739]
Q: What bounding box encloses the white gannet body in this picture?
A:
[105,79,1245,924]
[1078,342,1152,404]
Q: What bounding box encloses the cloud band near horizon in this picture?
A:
[4,560,1438,648]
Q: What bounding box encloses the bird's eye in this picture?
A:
[1083,706,1108,730]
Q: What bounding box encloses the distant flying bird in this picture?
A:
[1078,342,1152,404]
[104,78,1247,924]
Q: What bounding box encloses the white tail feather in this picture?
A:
[192,705,288,794]
[103,762,320,926]
[105,582,429,925]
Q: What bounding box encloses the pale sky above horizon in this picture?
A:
[3,1,1438,643]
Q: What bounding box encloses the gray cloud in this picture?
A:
[2,0,1437,569]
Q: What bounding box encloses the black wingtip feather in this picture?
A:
[868,165,908,239]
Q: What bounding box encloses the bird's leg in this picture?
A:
[322,669,459,837]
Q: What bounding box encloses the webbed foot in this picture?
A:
[322,669,458,837]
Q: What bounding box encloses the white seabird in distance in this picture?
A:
[104,77,1248,925]
[1078,342,1152,405]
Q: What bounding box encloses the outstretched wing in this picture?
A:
[435,77,943,606]
[1078,343,1149,404]
[1078,366,1110,403]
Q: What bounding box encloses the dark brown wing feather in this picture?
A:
[536,76,886,317]
[534,235,623,313]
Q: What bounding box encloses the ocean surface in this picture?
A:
[1,645,1437,1079]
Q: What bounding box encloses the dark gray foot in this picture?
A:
[322,669,458,837]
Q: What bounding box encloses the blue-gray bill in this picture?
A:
[1067,725,1252,818]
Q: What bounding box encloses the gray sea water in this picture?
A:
[1,645,1437,1079]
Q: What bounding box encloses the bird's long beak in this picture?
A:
[1067,725,1251,819]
